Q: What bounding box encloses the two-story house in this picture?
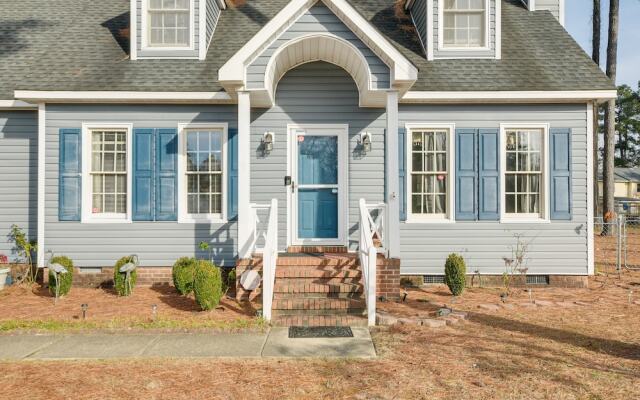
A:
[0,0,615,326]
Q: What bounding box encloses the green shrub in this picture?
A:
[172,257,197,295]
[114,256,138,297]
[444,253,466,296]
[48,256,74,297]
[193,260,223,311]
[225,268,236,293]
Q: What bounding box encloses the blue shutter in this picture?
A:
[133,128,154,221]
[59,128,82,221]
[155,128,178,221]
[455,129,477,220]
[398,127,407,221]
[478,129,500,220]
[550,128,572,220]
[227,128,238,220]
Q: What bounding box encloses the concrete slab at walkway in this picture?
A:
[0,328,376,360]
[261,327,376,359]
[0,335,60,360]
[142,333,265,358]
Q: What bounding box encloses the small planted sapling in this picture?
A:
[9,224,38,284]
[501,234,530,298]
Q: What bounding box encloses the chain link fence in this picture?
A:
[594,216,640,273]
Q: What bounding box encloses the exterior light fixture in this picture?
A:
[262,132,275,154]
[81,303,88,320]
[359,132,372,153]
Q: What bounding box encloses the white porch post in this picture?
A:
[237,91,253,259]
[37,103,46,268]
[386,91,401,258]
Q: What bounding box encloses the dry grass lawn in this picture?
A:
[1,271,639,399]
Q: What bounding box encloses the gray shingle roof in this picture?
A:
[0,0,614,100]
[599,167,640,183]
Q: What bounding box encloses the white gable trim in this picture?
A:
[14,91,233,104]
[218,0,417,106]
[401,90,618,103]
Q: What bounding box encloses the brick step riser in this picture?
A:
[273,292,364,300]
[272,309,367,317]
[276,271,362,279]
[272,299,366,310]
[274,285,363,294]
[275,277,362,284]
[272,315,368,327]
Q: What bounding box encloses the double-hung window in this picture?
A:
[179,124,227,222]
[442,0,488,49]
[407,126,454,221]
[147,0,191,48]
[82,124,133,223]
[502,126,548,221]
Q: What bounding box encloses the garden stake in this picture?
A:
[528,288,533,303]
[629,290,633,305]
[152,304,158,321]
[81,303,88,320]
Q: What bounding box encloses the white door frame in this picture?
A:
[287,124,349,247]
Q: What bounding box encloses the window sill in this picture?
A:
[81,218,132,224]
[404,218,455,224]
[500,217,550,224]
[178,216,228,224]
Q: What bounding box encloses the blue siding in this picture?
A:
[0,111,38,261]
[45,105,238,267]
[409,0,428,54]
[247,3,390,90]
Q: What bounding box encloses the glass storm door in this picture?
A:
[293,130,343,242]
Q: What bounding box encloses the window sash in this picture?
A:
[90,130,128,215]
[409,130,450,217]
[184,130,224,216]
[442,0,486,48]
[503,128,545,217]
[147,0,190,47]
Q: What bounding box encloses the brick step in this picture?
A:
[276,266,361,279]
[277,254,359,267]
[272,297,366,311]
[287,246,348,253]
[272,308,366,317]
[273,292,364,300]
[274,280,363,294]
[271,315,368,327]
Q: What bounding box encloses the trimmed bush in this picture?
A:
[444,253,466,296]
[48,256,74,297]
[172,257,197,295]
[114,256,138,297]
[193,260,223,311]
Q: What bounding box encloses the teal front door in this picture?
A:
[291,127,346,244]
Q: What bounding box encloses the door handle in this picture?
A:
[291,181,296,193]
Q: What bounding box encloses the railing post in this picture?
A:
[367,247,377,326]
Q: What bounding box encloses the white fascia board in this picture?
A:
[14,91,233,104]
[130,0,137,60]
[401,90,618,103]
[0,100,37,109]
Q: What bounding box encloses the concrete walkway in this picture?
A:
[0,328,376,361]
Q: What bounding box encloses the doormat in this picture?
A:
[288,326,354,339]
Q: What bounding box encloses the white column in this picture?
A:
[386,91,401,259]
[37,103,46,268]
[237,91,253,259]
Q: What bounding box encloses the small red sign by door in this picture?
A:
[298,135,305,143]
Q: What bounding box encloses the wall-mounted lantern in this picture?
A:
[262,132,275,154]
[359,132,372,154]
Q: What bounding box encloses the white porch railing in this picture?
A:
[359,198,384,326]
[250,199,278,321]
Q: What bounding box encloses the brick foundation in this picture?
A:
[377,256,401,300]
[41,267,175,288]
[235,259,262,303]
[402,274,589,289]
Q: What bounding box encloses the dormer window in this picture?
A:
[441,0,488,49]
[148,0,192,48]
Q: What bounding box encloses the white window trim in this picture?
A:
[141,0,195,52]
[437,0,491,52]
[405,123,456,224]
[499,123,551,224]
[81,123,133,224]
[177,122,228,224]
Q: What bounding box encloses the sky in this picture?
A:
[565,0,640,88]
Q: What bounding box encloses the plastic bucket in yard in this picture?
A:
[0,267,10,290]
